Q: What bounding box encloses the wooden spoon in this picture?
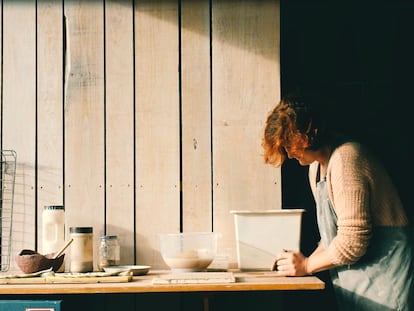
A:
[52,238,74,259]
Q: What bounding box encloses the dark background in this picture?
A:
[280,0,413,309]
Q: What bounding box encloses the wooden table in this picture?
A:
[0,270,325,311]
[0,270,324,294]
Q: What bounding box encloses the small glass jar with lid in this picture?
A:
[98,235,120,271]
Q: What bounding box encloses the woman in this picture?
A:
[263,95,413,311]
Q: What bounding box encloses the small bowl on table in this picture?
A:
[14,249,64,274]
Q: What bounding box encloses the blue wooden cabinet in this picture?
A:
[0,300,62,311]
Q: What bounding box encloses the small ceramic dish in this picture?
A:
[103,265,150,276]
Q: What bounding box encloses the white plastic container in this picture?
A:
[42,205,65,272]
[230,209,305,271]
[42,205,65,255]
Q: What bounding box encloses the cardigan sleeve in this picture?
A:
[324,143,373,265]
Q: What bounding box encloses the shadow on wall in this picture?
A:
[135,0,280,61]
[281,0,413,222]
[9,162,36,270]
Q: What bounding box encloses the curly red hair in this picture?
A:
[263,96,324,166]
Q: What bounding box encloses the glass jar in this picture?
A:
[98,235,120,271]
[69,227,93,273]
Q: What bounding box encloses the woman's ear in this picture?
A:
[299,134,310,149]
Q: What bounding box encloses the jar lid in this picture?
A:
[70,227,93,234]
[100,235,118,239]
[44,205,65,210]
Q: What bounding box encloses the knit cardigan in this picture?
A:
[308,141,409,266]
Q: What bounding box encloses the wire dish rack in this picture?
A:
[0,150,17,272]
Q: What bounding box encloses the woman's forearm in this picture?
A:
[312,242,325,255]
[306,247,337,274]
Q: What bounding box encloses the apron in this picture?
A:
[316,167,414,311]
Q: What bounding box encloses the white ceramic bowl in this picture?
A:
[159,232,219,272]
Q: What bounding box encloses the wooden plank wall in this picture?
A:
[3,0,37,265]
[0,0,281,271]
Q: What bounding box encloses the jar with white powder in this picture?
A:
[69,227,93,273]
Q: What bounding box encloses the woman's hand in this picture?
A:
[272,250,309,276]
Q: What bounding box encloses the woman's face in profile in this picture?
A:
[284,146,317,166]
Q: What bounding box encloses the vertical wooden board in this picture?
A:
[135,0,180,268]
[0,3,2,147]
[105,0,135,265]
[181,0,212,232]
[64,0,105,270]
[212,0,281,267]
[2,0,37,268]
[37,0,64,254]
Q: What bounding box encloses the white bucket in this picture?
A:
[230,209,305,271]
